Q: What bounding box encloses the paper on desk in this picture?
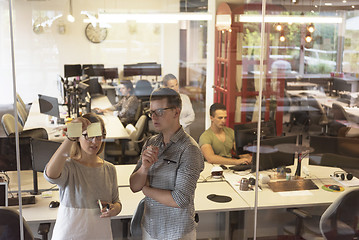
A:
[278,191,313,197]
[332,176,359,187]
[67,122,82,138]
[87,122,102,137]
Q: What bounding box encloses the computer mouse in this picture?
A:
[329,185,340,191]
[49,201,60,208]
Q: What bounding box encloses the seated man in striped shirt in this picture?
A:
[130,88,204,240]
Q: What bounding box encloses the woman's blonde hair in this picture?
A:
[70,113,106,159]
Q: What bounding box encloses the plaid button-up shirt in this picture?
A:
[133,127,204,239]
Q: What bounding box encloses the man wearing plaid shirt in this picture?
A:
[130,88,204,240]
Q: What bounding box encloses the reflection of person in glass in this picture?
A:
[162,74,195,134]
[44,113,122,240]
[95,80,139,125]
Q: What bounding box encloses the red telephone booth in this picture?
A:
[214,3,286,135]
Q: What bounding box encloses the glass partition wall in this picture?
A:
[3,0,359,239]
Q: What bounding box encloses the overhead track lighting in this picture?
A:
[237,15,342,24]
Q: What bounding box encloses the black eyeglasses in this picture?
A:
[82,133,106,141]
[147,107,175,118]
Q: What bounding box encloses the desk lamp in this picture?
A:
[274,144,314,177]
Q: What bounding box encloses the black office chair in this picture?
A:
[285,188,359,240]
[0,208,50,240]
[134,80,153,103]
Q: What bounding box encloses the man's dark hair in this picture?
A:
[162,74,177,87]
[120,80,134,94]
[210,103,226,117]
[150,87,182,110]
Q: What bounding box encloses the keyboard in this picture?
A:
[229,164,252,171]
[8,195,36,206]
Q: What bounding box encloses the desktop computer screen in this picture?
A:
[123,62,161,77]
[104,68,119,80]
[31,139,61,172]
[0,137,32,171]
[64,64,82,78]
[234,120,277,155]
[83,64,105,77]
[251,135,297,172]
[38,94,60,118]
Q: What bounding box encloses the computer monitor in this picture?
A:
[235,128,258,155]
[30,138,61,194]
[31,139,61,173]
[234,120,277,155]
[104,68,119,80]
[251,135,297,172]
[57,75,65,103]
[83,64,105,77]
[81,78,103,97]
[123,62,161,77]
[64,64,82,78]
[0,137,32,172]
[38,94,60,118]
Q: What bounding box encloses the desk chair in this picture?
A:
[134,80,153,103]
[307,96,329,135]
[16,93,28,113]
[285,188,359,239]
[1,114,48,139]
[105,115,149,164]
[0,208,50,240]
[17,101,28,126]
[328,103,352,136]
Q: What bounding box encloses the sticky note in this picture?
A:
[67,122,82,138]
[87,122,102,137]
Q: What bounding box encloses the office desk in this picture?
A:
[24,96,129,140]
[223,164,352,209]
[286,81,317,90]
[9,161,358,240]
[16,180,249,240]
[115,162,224,188]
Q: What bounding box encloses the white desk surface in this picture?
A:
[115,162,223,187]
[285,90,359,118]
[24,96,129,140]
[223,164,356,209]
[18,181,249,223]
[287,82,317,88]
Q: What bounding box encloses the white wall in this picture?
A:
[1,0,180,104]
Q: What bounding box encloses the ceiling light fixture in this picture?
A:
[98,12,212,24]
[275,23,283,31]
[307,23,315,33]
[67,0,75,22]
[305,33,312,43]
[279,31,286,42]
[237,15,342,24]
